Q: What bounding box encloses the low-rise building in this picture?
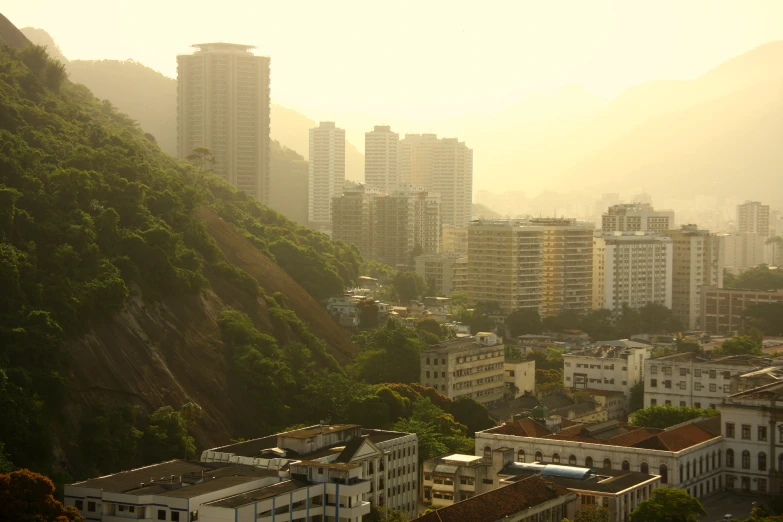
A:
[701,286,783,335]
[497,462,660,522]
[563,342,651,397]
[421,454,491,507]
[644,353,773,409]
[721,381,783,494]
[420,332,505,406]
[414,475,578,522]
[504,359,536,398]
[201,424,419,519]
[476,416,722,498]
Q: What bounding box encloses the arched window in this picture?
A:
[585,456,594,468]
[679,464,683,483]
[535,451,543,462]
[517,449,525,463]
[640,462,649,474]
[718,450,721,467]
[552,453,561,464]
[699,457,703,474]
[659,464,668,484]
[712,451,716,470]
[686,461,691,480]
[569,455,577,466]
[603,458,612,469]
[622,460,630,471]
[742,451,751,469]
[759,452,767,472]
[483,445,492,460]
[726,449,734,468]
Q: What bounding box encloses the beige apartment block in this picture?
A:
[420,333,505,407]
[399,134,473,227]
[308,121,345,231]
[177,43,271,203]
[602,203,674,233]
[331,183,381,259]
[701,286,783,334]
[365,125,399,192]
[415,252,467,296]
[372,185,440,268]
[441,224,468,253]
[662,225,723,330]
[737,200,770,236]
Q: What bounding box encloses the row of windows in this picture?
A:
[649,399,717,409]
[725,423,769,441]
[649,379,729,393]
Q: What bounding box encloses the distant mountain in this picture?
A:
[472,203,503,220]
[20,27,365,180]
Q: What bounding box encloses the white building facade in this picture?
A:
[364,125,399,193]
[563,342,651,397]
[308,122,346,231]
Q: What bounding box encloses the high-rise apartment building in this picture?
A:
[737,201,770,236]
[308,122,345,231]
[372,185,440,268]
[177,43,271,202]
[332,185,440,268]
[467,218,593,316]
[593,233,673,313]
[364,125,399,192]
[662,225,722,330]
[601,203,674,233]
[415,252,467,296]
[398,134,473,227]
[718,233,766,270]
[331,183,381,259]
[441,224,468,253]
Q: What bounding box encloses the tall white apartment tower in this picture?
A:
[177,43,271,203]
[737,201,770,236]
[365,125,399,192]
[308,122,345,231]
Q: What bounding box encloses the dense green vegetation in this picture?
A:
[725,265,783,291]
[629,488,705,522]
[744,302,783,336]
[629,405,718,429]
[0,469,82,522]
[714,335,762,355]
[0,43,360,475]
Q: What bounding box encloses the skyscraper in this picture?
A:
[177,43,270,202]
[308,122,345,231]
[398,134,473,227]
[364,125,399,192]
[737,200,770,236]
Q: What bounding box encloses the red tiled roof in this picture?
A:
[607,428,662,447]
[414,476,574,522]
[631,422,718,451]
[485,418,551,437]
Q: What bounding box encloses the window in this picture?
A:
[585,456,594,468]
[742,477,751,491]
[517,449,525,462]
[75,500,83,510]
[441,372,445,378]
[680,368,687,376]
[426,357,430,365]
[552,453,560,463]
[425,371,430,378]
[318,467,324,474]
[158,510,167,521]
[759,452,767,472]
[535,451,543,462]
[88,502,96,512]
[603,458,612,469]
[709,370,716,379]
[622,460,630,471]
[664,367,672,375]
[694,402,701,409]
[651,366,658,374]
[665,400,672,406]
[650,379,657,388]
[483,446,492,460]
[659,464,668,484]
[695,383,703,391]
[742,450,751,469]
[442,358,446,365]
[664,380,672,389]
[742,425,751,440]
[172,513,180,522]
[723,371,731,379]
[726,423,735,438]
[709,383,717,392]
[759,426,768,442]
[726,449,734,468]
[190,513,198,522]
[650,399,657,406]
[434,359,438,365]
[724,384,732,393]
[680,401,686,407]
[695,369,701,377]
[640,462,649,474]
[569,455,577,465]
[759,479,768,493]
[677,381,687,389]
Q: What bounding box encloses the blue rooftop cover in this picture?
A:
[539,464,593,480]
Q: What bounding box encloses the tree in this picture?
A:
[716,336,761,356]
[79,403,142,474]
[575,505,610,522]
[629,382,644,413]
[629,488,705,522]
[394,272,426,303]
[186,146,216,172]
[450,397,495,436]
[744,302,783,336]
[0,442,14,473]
[139,405,197,464]
[542,309,581,332]
[579,309,617,341]
[616,304,642,338]
[638,303,682,333]
[728,265,783,291]
[0,469,82,522]
[629,405,718,429]
[358,300,380,330]
[416,317,443,338]
[506,308,542,337]
[350,321,424,384]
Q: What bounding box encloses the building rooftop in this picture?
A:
[441,454,484,465]
[565,343,646,359]
[279,424,359,440]
[727,380,783,401]
[649,353,773,367]
[499,463,658,494]
[71,460,276,495]
[422,335,502,353]
[205,479,307,509]
[413,476,574,522]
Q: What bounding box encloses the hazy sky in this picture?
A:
[6,0,783,120]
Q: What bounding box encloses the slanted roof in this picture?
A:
[485,418,551,437]
[631,421,719,451]
[335,436,382,464]
[205,479,307,509]
[412,476,573,522]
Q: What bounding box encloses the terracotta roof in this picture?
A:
[486,418,551,437]
[607,428,662,447]
[631,423,718,452]
[413,476,574,522]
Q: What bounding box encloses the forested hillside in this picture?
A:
[0,38,363,478]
